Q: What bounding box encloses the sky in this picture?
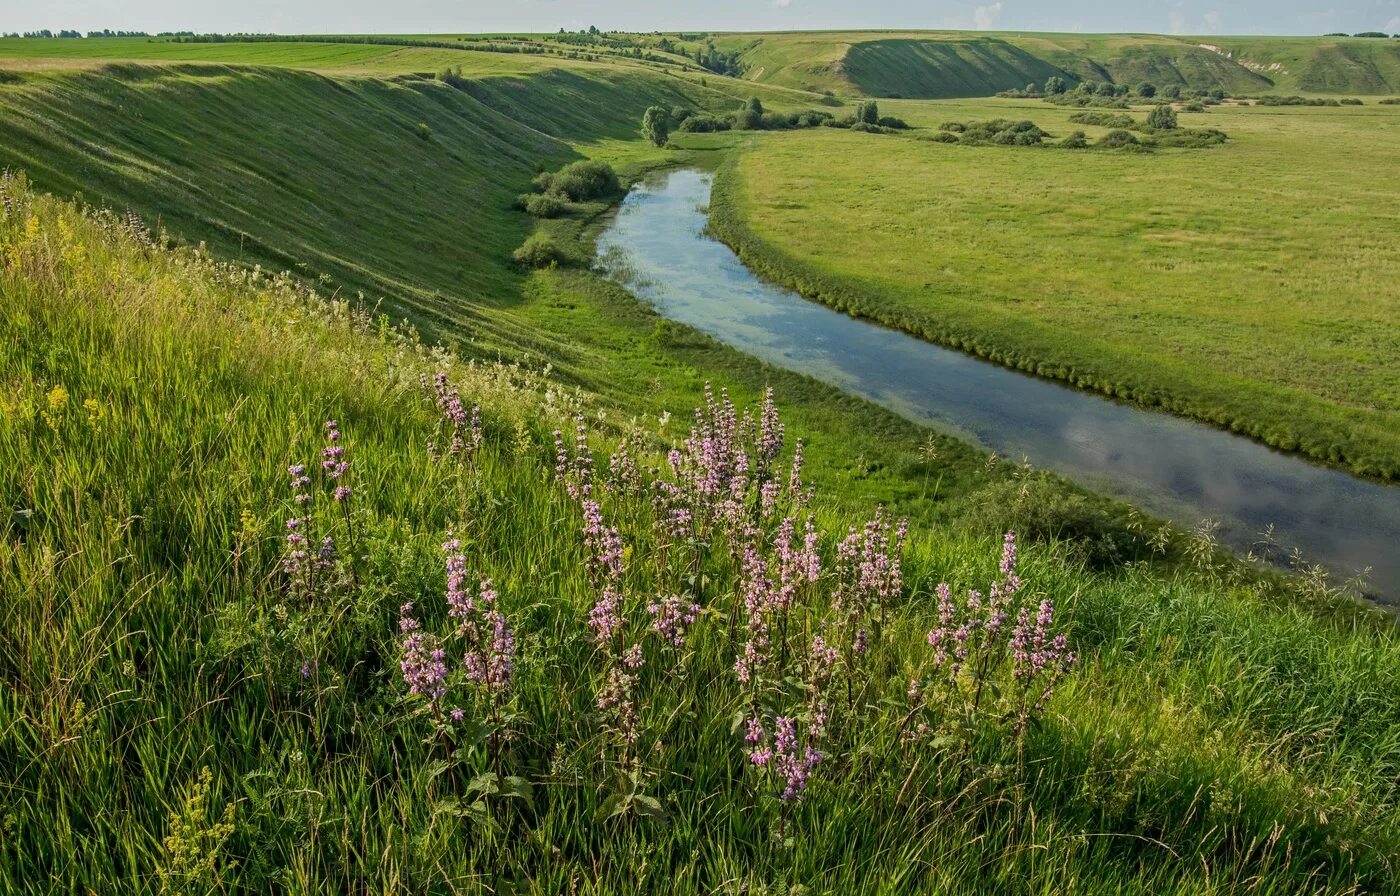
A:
[4,0,1399,38]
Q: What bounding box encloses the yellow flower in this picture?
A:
[83,397,104,429]
[42,384,69,429]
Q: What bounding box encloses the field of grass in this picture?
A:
[5,172,1400,894]
[710,97,1400,478]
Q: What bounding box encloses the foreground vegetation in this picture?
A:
[5,168,1400,894]
[710,99,1400,478]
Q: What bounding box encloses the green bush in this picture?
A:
[415,122,432,141]
[1060,130,1090,149]
[949,119,1051,146]
[733,108,762,130]
[1145,104,1179,130]
[533,160,620,202]
[1182,102,1207,112]
[677,114,731,133]
[1097,129,1141,148]
[511,233,566,268]
[1068,111,1135,128]
[1136,82,1157,98]
[854,100,880,125]
[517,193,567,218]
[641,105,671,147]
[1340,98,1364,105]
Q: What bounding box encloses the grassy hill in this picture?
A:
[4,167,1400,894]
[712,31,1400,97]
[2,35,1400,892]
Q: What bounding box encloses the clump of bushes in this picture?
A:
[532,160,620,203]
[415,122,433,141]
[1097,129,1142,149]
[1339,98,1364,105]
[1254,95,1341,107]
[1068,111,1136,128]
[1151,127,1228,148]
[1182,102,1207,112]
[515,193,567,218]
[1060,130,1089,149]
[512,233,567,268]
[1379,97,1400,105]
[1045,93,1131,109]
[938,119,1050,146]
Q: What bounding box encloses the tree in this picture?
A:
[744,96,764,115]
[641,106,672,147]
[1044,75,1068,95]
[1096,82,1117,96]
[1145,104,1178,130]
[855,100,880,124]
[1136,82,1157,98]
[1162,84,1182,99]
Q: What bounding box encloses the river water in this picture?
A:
[595,168,1400,602]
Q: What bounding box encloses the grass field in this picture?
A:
[710,97,1400,478]
[4,173,1400,894]
[2,33,1399,893]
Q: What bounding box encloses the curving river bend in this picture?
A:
[595,168,1400,602]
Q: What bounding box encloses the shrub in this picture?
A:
[511,233,566,268]
[744,96,764,115]
[677,114,731,133]
[733,108,762,130]
[641,106,671,147]
[1340,98,1363,105]
[415,122,432,141]
[534,160,619,202]
[1152,127,1229,148]
[1097,129,1140,148]
[924,131,960,143]
[1182,102,1206,112]
[1068,111,1135,128]
[1380,97,1400,105]
[1044,75,1068,95]
[878,116,909,129]
[1144,104,1179,130]
[1162,84,1182,99]
[854,100,880,125]
[938,121,967,133]
[951,119,1051,146]
[1060,130,1089,148]
[518,193,567,218]
[1136,82,1157,98]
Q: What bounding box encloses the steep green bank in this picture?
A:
[722,31,1399,98]
[4,173,1400,894]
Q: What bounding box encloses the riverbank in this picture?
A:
[591,164,1400,605]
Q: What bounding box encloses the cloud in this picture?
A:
[772,0,794,7]
[973,2,1003,31]
[1202,10,1221,31]
[1387,16,1400,33]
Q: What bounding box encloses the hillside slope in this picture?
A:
[4,172,1400,894]
[722,31,1399,97]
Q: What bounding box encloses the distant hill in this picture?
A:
[710,31,1400,98]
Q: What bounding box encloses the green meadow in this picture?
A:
[1,31,1399,894]
[711,97,1400,477]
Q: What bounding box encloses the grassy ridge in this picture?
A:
[4,173,1400,894]
[716,31,1398,97]
[708,109,1400,479]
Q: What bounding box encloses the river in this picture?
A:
[595,168,1400,602]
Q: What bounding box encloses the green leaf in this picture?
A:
[594,793,625,824]
[500,775,534,802]
[466,772,500,796]
[632,794,667,819]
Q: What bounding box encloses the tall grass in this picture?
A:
[3,176,1399,893]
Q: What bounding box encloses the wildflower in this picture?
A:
[399,602,447,705]
[647,593,700,648]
